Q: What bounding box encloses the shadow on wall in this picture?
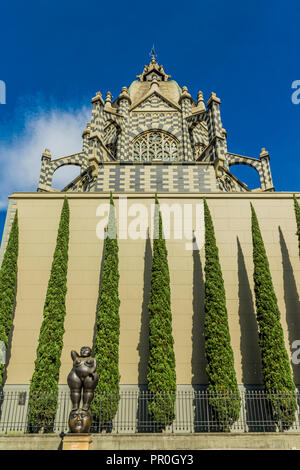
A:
[137,233,208,385]
[192,236,207,384]
[237,237,263,385]
[279,227,300,384]
[137,232,152,385]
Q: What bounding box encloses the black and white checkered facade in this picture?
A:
[92,163,216,193]
[37,59,274,194]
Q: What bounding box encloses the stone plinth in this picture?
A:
[62,433,93,450]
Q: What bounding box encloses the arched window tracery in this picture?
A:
[133,131,179,161]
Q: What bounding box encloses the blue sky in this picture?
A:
[0,0,300,239]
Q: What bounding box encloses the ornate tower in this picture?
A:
[37,56,274,194]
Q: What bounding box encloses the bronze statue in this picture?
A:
[68,409,92,434]
[67,346,98,433]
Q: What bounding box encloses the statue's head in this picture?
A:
[68,409,91,434]
[80,346,91,357]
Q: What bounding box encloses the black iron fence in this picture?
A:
[0,390,300,434]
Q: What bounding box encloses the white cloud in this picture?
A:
[0,105,91,209]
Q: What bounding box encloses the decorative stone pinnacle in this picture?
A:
[105,91,112,104]
[42,148,51,159]
[196,91,206,111]
[207,91,221,106]
[179,86,192,103]
[82,122,91,137]
[118,86,131,103]
[91,91,104,104]
[260,147,269,158]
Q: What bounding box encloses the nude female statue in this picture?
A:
[67,346,99,411]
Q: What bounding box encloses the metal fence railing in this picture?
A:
[0,389,300,434]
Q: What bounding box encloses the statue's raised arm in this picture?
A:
[71,350,79,362]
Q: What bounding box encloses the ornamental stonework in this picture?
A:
[37,57,274,194]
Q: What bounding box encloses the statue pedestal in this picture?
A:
[62,433,93,450]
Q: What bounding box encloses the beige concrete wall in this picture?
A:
[1,433,300,450]
[4,192,300,386]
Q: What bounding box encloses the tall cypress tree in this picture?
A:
[0,211,19,387]
[28,197,70,432]
[251,203,296,428]
[293,194,300,257]
[203,198,240,429]
[147,194,176,428]
[91,193,120,430]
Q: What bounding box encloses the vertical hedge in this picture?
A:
[28,197,70,432]
[251,203,296,428]
[0,210,19,387]
[203,198,240,429]
[147,194,176,427]
[91,193,120,429]
[293,194,300,257]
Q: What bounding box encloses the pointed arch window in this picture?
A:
[133,131,179,161]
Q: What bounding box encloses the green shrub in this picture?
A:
[91,193,120,429]
[203,198,240,430]
[146,194,176,427]
[251,203,297,428]
[0,211,19,387]
[28,197,70,432]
